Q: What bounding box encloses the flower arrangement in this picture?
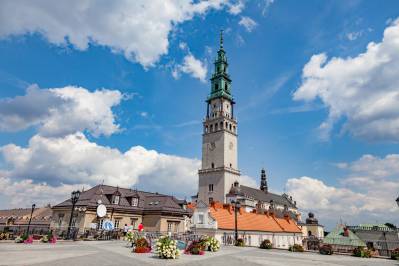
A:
[288,244,304,252]
[0,232,11,240]
[319,244,333,255]
[205,236,220,252]
[185,240,206,255]
[259,239,272,249]
[24,235,33,244]
[133,237,151,253]
[235,238,245,247]
[15,236,24,243]
[155,236,180,259]
[391,248,399,260]
[40,235,49,243]
[353,247,371,258]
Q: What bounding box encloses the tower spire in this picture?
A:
[260,168,268,193]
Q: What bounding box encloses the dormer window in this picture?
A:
[112,195,120,205]
[132,197,139,207]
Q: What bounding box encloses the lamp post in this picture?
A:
[26,203,36,236]
[232,200,241,243]
[66,190,80,240]
[396,196,399,207]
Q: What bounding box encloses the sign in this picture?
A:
[96,204,107,218]
[102,220,114,231]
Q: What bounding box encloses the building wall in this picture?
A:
[301,224,324,239]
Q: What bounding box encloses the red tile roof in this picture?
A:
[209,203,301,233]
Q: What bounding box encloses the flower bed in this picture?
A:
[259,239,272,249]
[155,236,180,259]
[288,244,304,252]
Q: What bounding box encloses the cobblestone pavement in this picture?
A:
[0,241,397,266]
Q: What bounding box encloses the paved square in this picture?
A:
[0,241,397,266]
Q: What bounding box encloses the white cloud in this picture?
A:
[228,0,245,15]
[286,154,399,228]
[346,31,363,41]
[0,0,230,67]
[293,18,399,142]
[0,132,201,207]
[174,53,208,82]
[239,16,257,32]
[0,85,123,137]
[261,0,275,16]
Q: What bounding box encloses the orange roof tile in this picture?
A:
[209,206,300,233]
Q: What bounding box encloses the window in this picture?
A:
[211,163,215,169]
[167,222,173,232]
[220,122,223,129]
[209,197,214,204]
[114,219,121,229]
[229,163,232,168]
[205,125,208,133]
[132,197,139,207]
[112,195,120,205]
[209,184,214,192]
[229,124,232,131]
[215,123,218,130]
[215,84,219,90]
[130,218,138,229]
[198,214,204,224]
[210,124,213,132]
[57,214,64,228]
[97,219,104,230]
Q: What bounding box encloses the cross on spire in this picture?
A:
[220,29,224,49]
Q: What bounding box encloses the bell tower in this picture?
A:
[198,31,240,204]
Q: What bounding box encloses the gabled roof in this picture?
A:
[323,224,366,247]
[53,184,190,215]
[0,206,52,225]
[239,185,296,208]
[208,204,301,233]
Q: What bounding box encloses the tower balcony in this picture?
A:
[198,166,241,175]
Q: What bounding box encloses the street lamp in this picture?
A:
[26,203,36,236]
[227,180,243,245]
[232,200,241,243]
[66,190,80,240]
[396,196,399,207]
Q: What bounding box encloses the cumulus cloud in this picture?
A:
[173,53,208,82]
[0,0,231,67]
[293,19,399,142]
[0,85,122,137]
[287,154,399,228]
[228,0,245,15]
[239,16,257,32]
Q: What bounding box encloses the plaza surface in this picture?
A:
[0,241,397,266]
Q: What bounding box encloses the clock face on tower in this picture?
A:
[209,142,216,151]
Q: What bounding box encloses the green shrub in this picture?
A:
[391,248,399,260]
[288,244,304,252]
[260,239,272,249]
[353,247,371,258]
[319,244,333,255]
[235,238,245,247]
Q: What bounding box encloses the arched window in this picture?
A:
[225,83,228,90]
[220,121,223,129]
[225,122,228,128]
[211,163,215,169]
[229,124,232,131]
[215,123,218,131]
[210,124,213,132]
[205,125,208,133]
[215,84,219,90]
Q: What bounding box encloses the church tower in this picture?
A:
[198,31,240,204]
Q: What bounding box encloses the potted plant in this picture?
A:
[185,240,206,255]
[133,237,151,253]
[319,244,333,255]
[288,244,304,252]
[155,236,180,259]
[260,239,272,249]
[353,247,371,258]
[391,248,399,260]
[235,238,245,247]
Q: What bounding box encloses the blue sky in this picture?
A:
[0,0,398,229]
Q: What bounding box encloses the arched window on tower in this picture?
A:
[225,122,228,128]
[211,163,215,169]
[215,123,218,131]
[229,124,232,131]
[220,122,223,130]
[210,124,213,132]
[215,84,219,90]
[205,125,208,133]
